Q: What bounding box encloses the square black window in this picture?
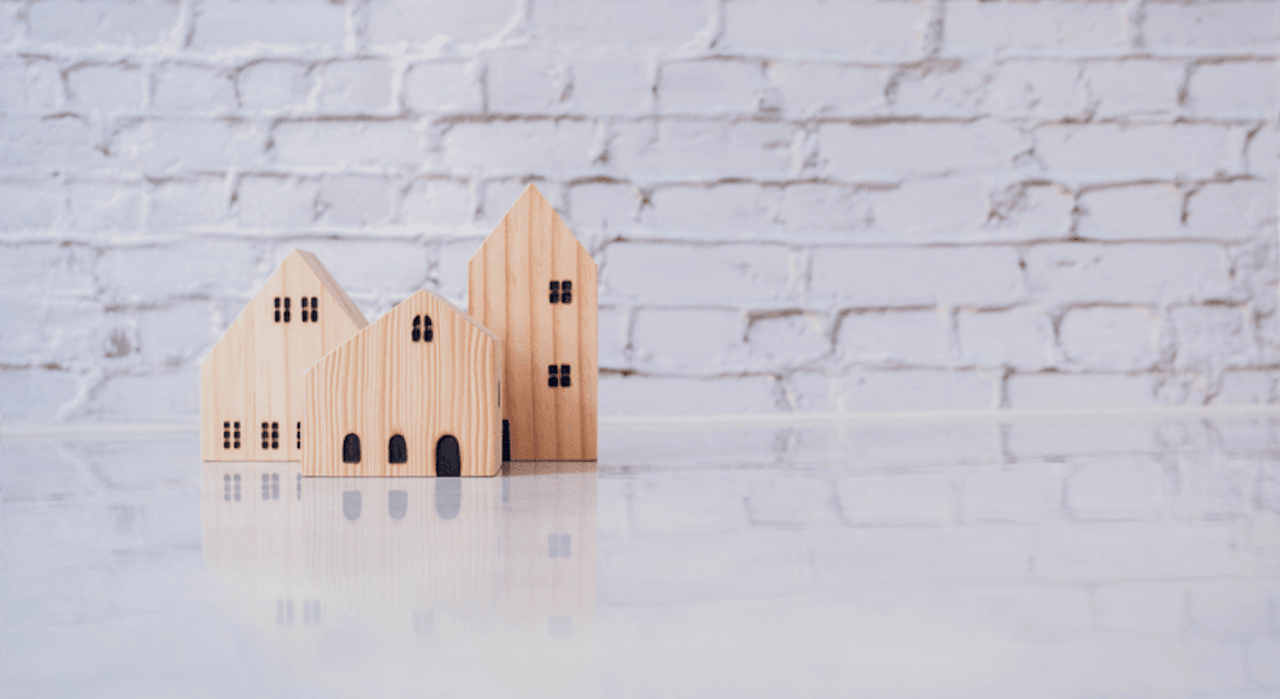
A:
[560,364,571,387]
[547,365,558,388]
[549,281,559,304]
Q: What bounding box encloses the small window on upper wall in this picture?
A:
[300,296,308,322]
[411,315,433,342]
[310,296,318,322]
[549,280,573,304]
[274,297,281,323]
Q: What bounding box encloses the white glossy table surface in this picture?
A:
[3,416,1279,698]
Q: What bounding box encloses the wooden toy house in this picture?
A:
[302,289,503,477]
[469,185,598,462]
[201,250,368,462]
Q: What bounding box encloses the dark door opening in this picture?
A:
[342,433,361,463]
[502,420,510,462]
[436,435,461,477]
[389,434,408,464]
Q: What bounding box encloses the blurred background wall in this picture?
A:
[0,0,1275,424]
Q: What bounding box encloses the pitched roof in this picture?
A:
[292,250,368,329]
[364,288,498,342]
[470,184,591,264]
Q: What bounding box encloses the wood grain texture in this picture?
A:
[200,250,368,462]
[302,289,503,477]
[468,185,598,462]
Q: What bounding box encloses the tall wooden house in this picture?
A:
[469,185,598,462]
[302,290,503,477]
[201,250,368,462]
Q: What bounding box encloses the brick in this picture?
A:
[797,369,997,412]
[0,59,63,114]
[115,120,260,175]
[610,120,796,178]
[660,59,769,113]
[1059,307,1161,372]
[746,312,831,365]
[97,241,260,301]
[962,465,1063,523]
[152,65,234,114]
[889,61,986,116]
[0,243,97,297]
[402,62,481,113]
[957,306,1055,371]
[779,184,869,234]
[632,308,744,370]
[316,175,395,227]
[1024,243,1234,304]
[1144,1,1278,51]
[237,61,314,112]
[1189,581,1272,635]
[603,242,794,305]
[1211,370,1278,405]
[985,61,1087,119]
[640,183,778,236]
[0,181,63,232]
[269,239,430,295]
[1083,60,1181,118]
[94,371,200,422]
[1186,180,1276,240]
[486,50,562,114]
[135,301,217,364]
[866,178,989,238]
[66,182,143,234]
[1034,124,1237,177]
[0,367,83,424]
[1078,184,1184,240]
[1171,305,1256,371]
[838,309,950,366]
[0,298,113,366]
[1068,458,1163,520]
[368,0,518,46]
[1032,521,1235,581]
[598,305,629,365]
[1093,583,1186,633]
[148,178,229,231]
[233,176,318,228]
[598,373,779,415]
[67,65,145,112]
[566,181,640,233]
[0,117,105,172]
[946,0,1127,51]
[810,246,1021,307]
[315,60,395,115]
[442,120,596,174]
[768,62,883,116]
[28,0,180,47]
[1007,373,1159,409]
[437,237,483,300]
[836,474,957,526]
[1188,60,1276,117]
[272,120,424,168]
[1006,420,1161,459]
[193,0,346,48]
[399,178,474,227]
[570,54,651,114]
[820,121,1022,176]
[531,0,709,48]
[989,182,1076,240]
[724,0,925,58]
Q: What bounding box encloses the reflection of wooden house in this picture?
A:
[469,185,598,462]
[199,461,332,655]
[200,250,367,462]
[302,289,502,477]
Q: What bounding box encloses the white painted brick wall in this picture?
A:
[0,0,1275,423]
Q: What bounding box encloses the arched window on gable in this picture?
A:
[342,433,361,463]
[389,435,408,464]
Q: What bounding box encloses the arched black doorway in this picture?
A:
[342,433,361,463]
[388,434,407,464]
[435,435,461,477]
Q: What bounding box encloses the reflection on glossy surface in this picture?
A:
[200,460,597,696]
[4,417,1280,697]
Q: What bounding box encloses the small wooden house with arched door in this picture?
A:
[302,289,503,477]
[469,185,598,462]
[200,250,368,462]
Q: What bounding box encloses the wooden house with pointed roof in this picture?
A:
[201,250,368,462]
[468,185,598,462]
[302,289,503,477]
